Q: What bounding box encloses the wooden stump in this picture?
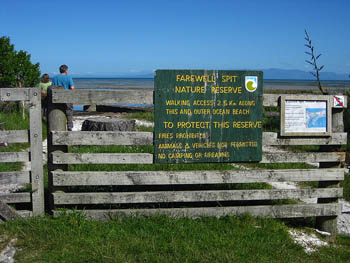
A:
[82,117,136,131]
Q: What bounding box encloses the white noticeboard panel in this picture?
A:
[280,96,332,137]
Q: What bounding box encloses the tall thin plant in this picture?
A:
[304,29,326,94]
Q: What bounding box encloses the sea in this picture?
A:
[72,78,350,110]
[73,78,350,91]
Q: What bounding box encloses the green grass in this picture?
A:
[0,110,30,172]
[1,213,350,263]
[242,162,317,170]
[126,111,154,122]
[280,145,320,152]
[341,173,350,201]
[0,110,47,172]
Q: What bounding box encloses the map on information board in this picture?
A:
[306,108,327,129]
[284,100,328,134]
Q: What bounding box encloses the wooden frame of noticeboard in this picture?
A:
[280,95,332,137]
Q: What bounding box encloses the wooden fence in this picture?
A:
[47,87,346,236]
[0,88,44,220]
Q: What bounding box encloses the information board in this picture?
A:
[154,70,263,163]
[280,96,332,137]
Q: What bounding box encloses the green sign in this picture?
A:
[154,70,263,163]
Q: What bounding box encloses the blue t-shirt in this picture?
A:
[52,74,74,90]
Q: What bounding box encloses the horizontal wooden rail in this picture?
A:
[0,130,29,144]
[51,89,153,105]
[1,193,31,203]
[51,131,347,146]
[52,168,344,186]
[0,88,31,102]
[51,151,345,164]
[50,89,347,108]
[52,131,153,146]
[0,152,29,163]
[263,132,347,146]
[53,188,342,205]
[261,152,345,163]
[0,171,30,185]
[53,203,342,219]
[16,210,33,218]
[263,94,347,107]
[52,152,153,164]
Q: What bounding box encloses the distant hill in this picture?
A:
[263,68,349,80]
[72,69,349,80]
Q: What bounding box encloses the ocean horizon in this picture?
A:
[72,77,350,90]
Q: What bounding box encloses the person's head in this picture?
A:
[59,65,69,74]
[41,74,50,83]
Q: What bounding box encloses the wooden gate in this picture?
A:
[47,87,346,236]
[0,88,44,220]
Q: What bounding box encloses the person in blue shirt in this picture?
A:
[52,65,75,131]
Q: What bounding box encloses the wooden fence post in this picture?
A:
[29,88,44,216]
[47,86,68,212]
[316,100,344,241]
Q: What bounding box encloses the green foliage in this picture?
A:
[263,113,280,132]
[341,173,350,201]
[0,36,40,88]
[243,162,317,170]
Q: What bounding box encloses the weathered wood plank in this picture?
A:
[261,152,345,163]
[0,171,30,185]
[0,193,31,203]
[47,86,69,212]
[53,188,342,205]
[52,168,344,186]
[0,130,29,144]
[52,89,153,105]
[51,151,345,164]
[0,210,33,219]
[262,94,348,108]
[16,210,33,218]
[51,131,347,146]
[263,132,347,146]
[0,152,29,162]
[0,88,31,102]
[49,90,347,108]
[52,131,154,146]
[316,106,344,238]
[52,152,153,164]
[0,200,19,220]
[53,203,342,219]
[29,88,44,216]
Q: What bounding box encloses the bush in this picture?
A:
[0,36,40,88]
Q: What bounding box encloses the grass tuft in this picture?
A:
[1,213,350,262]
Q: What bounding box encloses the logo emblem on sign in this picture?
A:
[245,76,258,92]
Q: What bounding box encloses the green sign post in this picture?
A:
[154,70,263,163]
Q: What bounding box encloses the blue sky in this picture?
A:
[1,0,349,77]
